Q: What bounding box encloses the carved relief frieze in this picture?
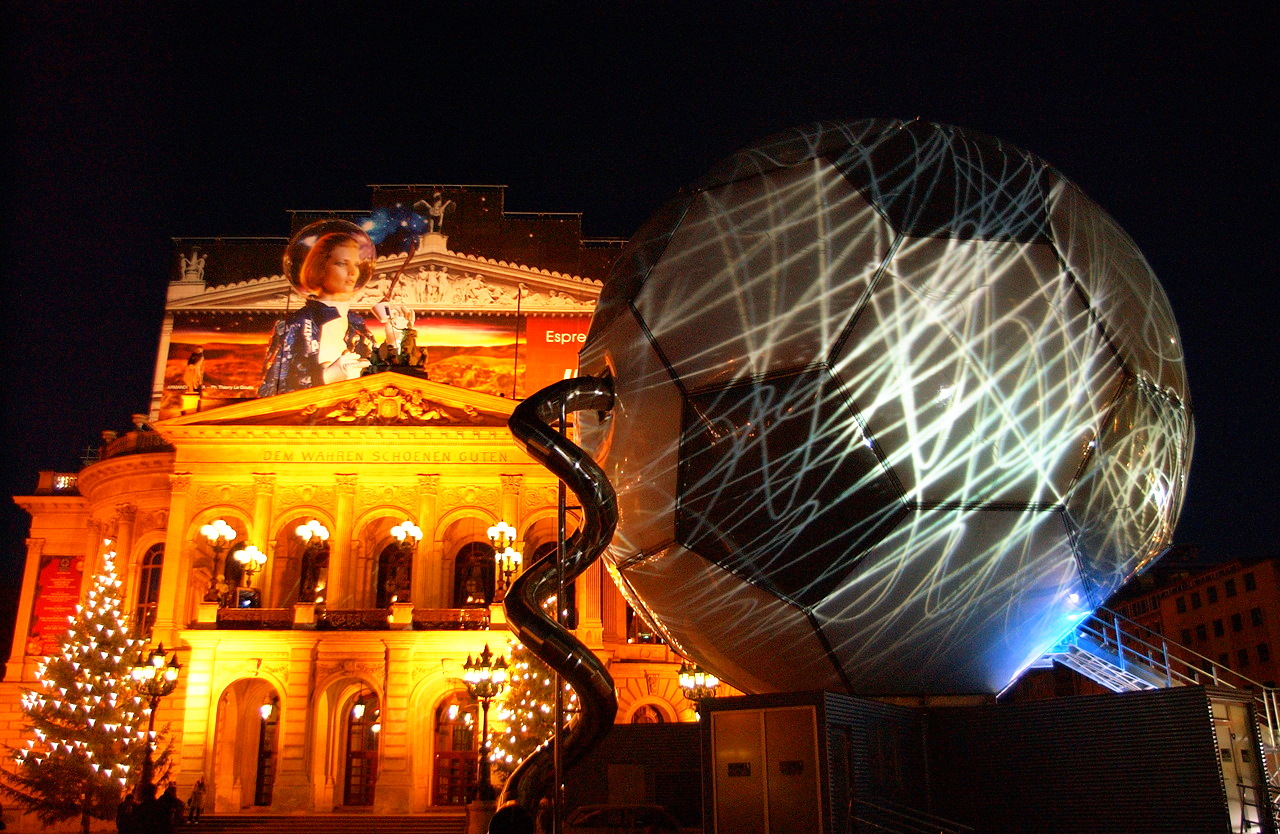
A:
[276,484,336,510]
[353,266,595,313]
[417,474,441,496]
[359,484,418,509]
[191,483,254,508]
[296,385,502,427]
[252,474,278,493]
[524,485,560,510]
[170,474,193,494]
[316,659,384,685]
[138,509,169,533]
[440,485,499,511]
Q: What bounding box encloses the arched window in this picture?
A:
[452,542,495,608]
[376,541,412,608]
[432,693,476,806]
[135,544,164,639]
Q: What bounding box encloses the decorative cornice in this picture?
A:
[74,452,176,497]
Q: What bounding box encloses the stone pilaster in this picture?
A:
[415,475,440,607]
[251,474,276,602]
[153,473,192,640]
[329,475,358,608]
[373,641,413,813]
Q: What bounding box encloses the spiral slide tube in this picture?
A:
[499,376,619,811]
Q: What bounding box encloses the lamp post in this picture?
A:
[295,520,330,603]
[462,644,508,801]
[201,518,236,603]
[487,522,522,596]
[131,644,181,800]
[388,520,422,604]
[678,661,720,717]
[234,544,267,607]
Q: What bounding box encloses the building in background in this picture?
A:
[3,186,700,820]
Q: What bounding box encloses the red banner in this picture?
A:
[522,317,590,396]
[27,555,83,657]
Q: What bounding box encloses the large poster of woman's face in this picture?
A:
[159,311,589,419]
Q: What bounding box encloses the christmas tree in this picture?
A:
[489,640,578,775]
[0,540,166,834]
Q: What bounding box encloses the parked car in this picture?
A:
[564,803,682,833]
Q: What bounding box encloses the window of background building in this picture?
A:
[1244,572,1257,592]
[135,544,164,639]
[1206,585,1218,604]
[1237,648,1250,668]
[1257,643,1271,664]
[1176,596,1187,614]
[1191,591,1202,609]
[1196,624,1207,642]
[1225,578,1237,597]
[1252,607,1264,627]
[1181,629,1192,644]
[1219,652,1230,667]
[1232,613,1244,632]
[1213,619,1224,637]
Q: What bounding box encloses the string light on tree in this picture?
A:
[0,541,168,834]
[488,641,579,775]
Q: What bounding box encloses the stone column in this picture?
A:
[415,475,440,607]
[114,502,138,572]
[153,474,193,641]
[329,474,358,608]
[251,474,276,603]
[149,314,175,420]
[7,537,46,681]
[271,641,319,812]
[577,560,605,650]
[373,640,413,813]
[499,474,523,527]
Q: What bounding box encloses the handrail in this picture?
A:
[1078,607,1279,797]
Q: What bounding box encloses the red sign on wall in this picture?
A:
[27,555,83,657]
[522,317,591,396]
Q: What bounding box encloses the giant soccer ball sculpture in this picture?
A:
[576,119,1193,696]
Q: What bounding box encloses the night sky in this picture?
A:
[2,4,1275,656]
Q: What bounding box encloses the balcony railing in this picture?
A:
[212,605,491,631]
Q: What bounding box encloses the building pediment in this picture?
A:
[167,233,601,315]
[155,369,515,432]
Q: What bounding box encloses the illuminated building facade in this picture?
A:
[2,186,700,819]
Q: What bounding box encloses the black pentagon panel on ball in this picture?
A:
[587,190,696,344]
[1065,375,1193,603]
[831,120,1055,243]
[676,369,907,609]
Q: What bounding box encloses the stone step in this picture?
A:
[191,813,466,834]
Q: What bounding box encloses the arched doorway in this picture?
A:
[376,540,412,608]
[431,692,477,805]
[453,542,495,607]
[342,689,381,807]
[212,679,280,811]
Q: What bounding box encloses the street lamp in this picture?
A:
[462,644,508,801]
[295,520,330,603]
[131,644,181,800]
[487,522,522,595]
[201,519,237,603]
[678,661,719,716]
[233,545,267,608]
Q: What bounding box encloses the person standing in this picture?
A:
[186,779,205,824]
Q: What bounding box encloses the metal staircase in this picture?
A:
[1040,607,1280,828]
